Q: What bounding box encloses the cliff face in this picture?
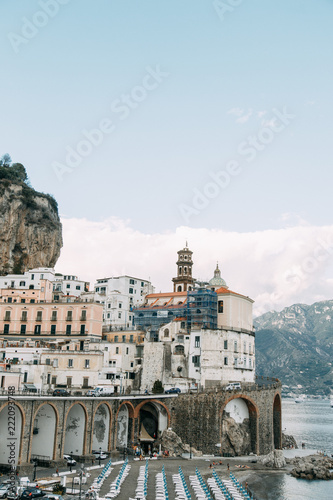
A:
[0,181,62,274]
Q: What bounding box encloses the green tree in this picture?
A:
[0,153,12,167]
[152,380,164,394]
[11,163,28,182]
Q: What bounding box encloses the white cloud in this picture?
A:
[236,108,253,124]
[56,218,333,317]
[227,107,244,117]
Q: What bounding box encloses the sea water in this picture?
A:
[247,398,333,500]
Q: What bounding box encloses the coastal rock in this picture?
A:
[0,182,62,274]
[290,454,333,480]
[282,432,298,449]
[221,416,251,456]
[258,449,286,468]
[158,428,202,457]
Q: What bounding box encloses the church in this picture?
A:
[134,244,255,392]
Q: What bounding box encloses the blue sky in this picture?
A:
[1,0,333,312]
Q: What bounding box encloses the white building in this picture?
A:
[0,268,89,299]
[81,275,154,330]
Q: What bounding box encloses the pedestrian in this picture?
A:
[56,468,59,476]
[245,481,248,492]
[227,463,230,471]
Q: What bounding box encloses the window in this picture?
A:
[66,377,72,387]
[31,274,34,280]
[249,358,252,368]
[30,299,35,303]
[3,324,9,334]
[66,325,72,335]
[36,311,42,321]
[174,345,185,355]
[118,312,122,319]
[122,335,126,342]
[7,298,12,303]
[81,310,86,320]
[76,285,81,290]
[129,288,133,294]
[68,359,73,368]
[192,355,200,367]
[234,358,238,367]
[224,340,228,350]
[141,282,144,287]
[51,376,57,385]
[66,310,73,321]
[107,313,110,318]
[51,311,57,321]
[195,336,200,348]
[218,300,224,313]
[108,304,111,309]
[46,358,51,365]
[249,344,252,354]
[47,374,51,384]
[129,335,133,343]
[114,335,118,342]
[181,321,186,329]
[119,303,122,309]
[83,377,89,388]
[19,281,26,286]
[131,362,134,368]
[244,342,247,353]
[126,347,129,354]
[51,325,56,335]
[234,341,238,352]
[116,347,119,354]
[224,357,228,366]
[21,311,27,321]
[53,359,58,367]
[164,329,169,337]
[80,324,85,335]
[21,299,25,303]
[129,279,135,285]
[34,325,41,335]
[4,311,11,321]
[66,284,70,289]
[40,274,44,280]
[20,324,26,335]
[85,359,90,368]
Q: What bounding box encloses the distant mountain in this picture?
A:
[254,301,333,395]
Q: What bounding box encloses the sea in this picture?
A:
[245,398,333,500]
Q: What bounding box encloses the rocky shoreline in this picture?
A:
[288,454,333,480]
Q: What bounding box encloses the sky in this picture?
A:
[1,0,333,315]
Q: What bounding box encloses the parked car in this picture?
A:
[92,451,107,460]
[225,382,241,391]
[85,390,96,396]
[0,484,11,498]
[52,389,70,397]
[63,454,76,466]
[20,488,45,500]
[165,387,181,394]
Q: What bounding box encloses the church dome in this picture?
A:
[209,263,228,288]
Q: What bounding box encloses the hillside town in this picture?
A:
[0,244,255,396]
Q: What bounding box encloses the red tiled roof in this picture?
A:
[215,287,253,301]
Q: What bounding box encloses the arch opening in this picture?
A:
[138,402,168,454]
[273,394,282,449]
[92,404,111,452]
[221,397,258,456]
[31,404,56,460]
[0,404,23,466]
[64,404,86,455]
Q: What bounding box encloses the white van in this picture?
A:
[225,382,241,391]
[94,386,114,396]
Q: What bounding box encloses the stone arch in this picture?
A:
[220,395,259,456]
[64,402,88,456]
[134,400,171,453]
[92,402,112,452]
[30,402,58,461]
[273,392,282,449]
[116,402,135,450]
[0,401,25,465]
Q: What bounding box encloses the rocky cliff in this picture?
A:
[254,302,333,395]
[0,179,62,274]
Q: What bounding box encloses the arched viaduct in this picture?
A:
[0,381,281,469]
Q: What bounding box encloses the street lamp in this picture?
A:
[79,464,85,500]
[98,447,102,466]
[70,451,73,472]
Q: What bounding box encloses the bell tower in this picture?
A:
[172,243,195,292]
